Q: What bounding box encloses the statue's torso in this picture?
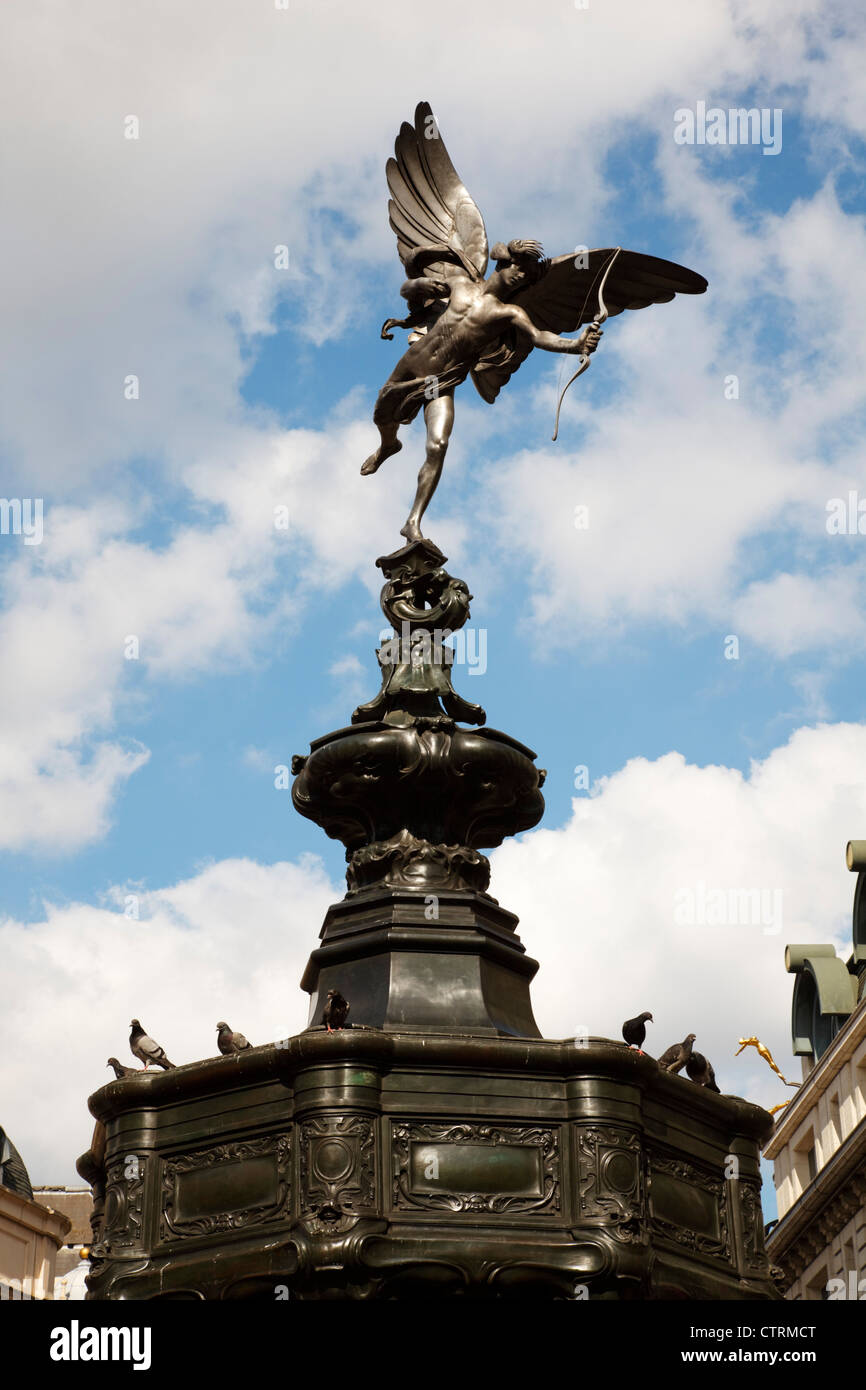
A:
[410,281,509,371]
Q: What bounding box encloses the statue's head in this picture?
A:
[490,239,548,294]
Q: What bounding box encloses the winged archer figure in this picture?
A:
[362,102,708,543]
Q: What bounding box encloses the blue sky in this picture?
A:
[1,1,865,1212]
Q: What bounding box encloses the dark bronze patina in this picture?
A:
[78,1033,778,1300]
[362,103,707,542]
[76,105,779,1301]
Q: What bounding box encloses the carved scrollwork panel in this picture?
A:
[101,1155,146,1252]
[299,1115,376,1223]
[159,1134,291,1241]
[648,1151,730,1261]
[392,1121,560,1216]
[739,1180,768,1272]
[574,1124,646,1242]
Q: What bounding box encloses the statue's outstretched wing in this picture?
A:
[387,102,488,287]
[471,247,708,403]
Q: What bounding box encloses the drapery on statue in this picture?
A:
[363,102,708,542]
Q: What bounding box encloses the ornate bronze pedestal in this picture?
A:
[291,541,546,1039]
[78,1032,774,1300]
[77,539,779,1299]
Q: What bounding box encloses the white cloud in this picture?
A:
[492,720,864,1110]
[734,565,866,658]
[0,417,406,853]
[0,853,338,1182]
[328,655,364,679]
[483,175,866,656]
[241,745,273,773]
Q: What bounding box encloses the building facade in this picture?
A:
[33,1186,93,1300]
[0,1127,71,1300]
[765,840,866,1299]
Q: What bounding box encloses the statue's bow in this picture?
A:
[552,246,621,441]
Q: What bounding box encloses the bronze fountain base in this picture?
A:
[77,539,778,1299]
[77,1023,778,1301]
[78,1025,777,1300]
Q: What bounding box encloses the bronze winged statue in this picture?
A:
[363,102,708,542]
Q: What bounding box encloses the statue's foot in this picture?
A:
[399,520,424,543]
[361,439,401,475]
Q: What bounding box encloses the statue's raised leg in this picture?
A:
[361,424,402,475]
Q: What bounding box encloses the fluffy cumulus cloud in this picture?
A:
[0,416,402,852]
[492,720,865,1110]
[0,853,337,1182]
[484,175,866,652]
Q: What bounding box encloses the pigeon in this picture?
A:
[107,1057,138,1079]
[216,1021,252,1055]
[657,1033,696,1075]
[685,1050,720,1093]
[129,1019,175,1070]
[322,989,350,1032]
[622,1011,653,1054]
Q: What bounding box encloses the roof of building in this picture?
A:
[0,1127,33,1202]
[32,1188,93,1244]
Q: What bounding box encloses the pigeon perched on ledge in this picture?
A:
[216,1021,252,1055]
[657,1033,696,1075]
[129,1019,175,1070]
[323,990,350,1032]
[622,1011,653,1054]
[685,1050,720,1092]
[107,1057,139,1079]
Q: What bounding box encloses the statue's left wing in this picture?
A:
[471,247,708,403]
[387,102,489,285]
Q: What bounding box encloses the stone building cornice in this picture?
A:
[0,1184,71,1246]
[766,1119,866,1278]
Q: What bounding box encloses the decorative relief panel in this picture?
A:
[739,1180,767,1273]
[393,1121,560,1216]
[648,1152,730,1260]
[574,1125,645,1242]
[101,1155,146,1251]
[299,1114,376,1222]
[160,1134,291,1240]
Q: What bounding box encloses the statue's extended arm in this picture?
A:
[507,304,601,355]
